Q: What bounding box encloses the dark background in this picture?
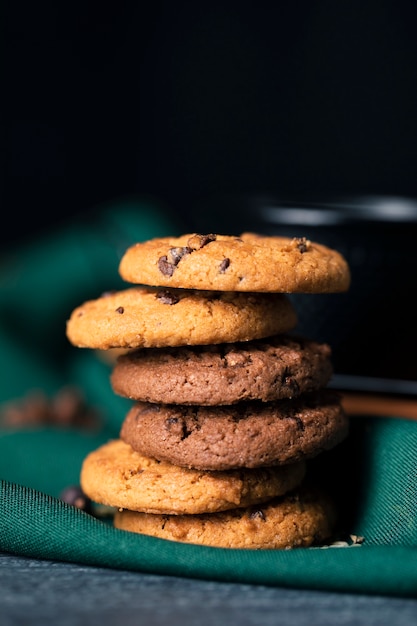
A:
[4,0,417,382]
[5,0,417,245]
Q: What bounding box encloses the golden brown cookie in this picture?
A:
[120,390,349,471]
[66,286,297,349]
[111,334,333,405]
[80,439,307,515]
[118,232,351,293]
[114,486,336,549]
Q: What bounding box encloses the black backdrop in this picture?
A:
[5,0,417,246]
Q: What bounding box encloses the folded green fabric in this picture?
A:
[1,416,417,597]
[1,202,417,598]
[0,198,181,402]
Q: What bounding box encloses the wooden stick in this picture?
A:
[340,392,417,421]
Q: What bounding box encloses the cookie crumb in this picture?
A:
[350,534,365,545]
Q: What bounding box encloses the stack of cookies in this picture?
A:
[66,232,351,549]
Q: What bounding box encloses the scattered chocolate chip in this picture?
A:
[158,246,192,275]
[0,386,101,430]
[156,289,180,305]
[59,485,92,513]
[158,236,217,275]
[115,306,124,314]
[219,258,230,273]
[51,386,98,428]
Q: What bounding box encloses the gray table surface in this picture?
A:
[1,553,417,626]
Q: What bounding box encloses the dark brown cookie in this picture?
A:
[111,335,333,405]
[120,390,349,471]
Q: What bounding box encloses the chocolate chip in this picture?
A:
[158,236,217,275]
[116,306,124,314]
[187,233,217,249]
[219,258,230,273]
[165,415,192,440]
[158,246,192,276]
[282,369,300,396]
[295,237,309,253]
[59,486,92,513]
[158,255,175,276]
[156,290,180,305]
[169,246,192,264]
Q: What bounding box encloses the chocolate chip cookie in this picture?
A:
[118,232,351,293]
[114,485,336,549]
[80,439,306,515]
[67,228,351,550]
[66,286,297,349]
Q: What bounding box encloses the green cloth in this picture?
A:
[1,202,417,598]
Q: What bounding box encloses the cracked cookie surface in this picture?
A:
[111,334,333,405]
[120,390,349,471]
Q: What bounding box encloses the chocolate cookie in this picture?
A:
[111,334,333,405]
[120,390,349,471]
[66,286,297,349]
[118,232,351,293]
[114,486,336,549]
[80,439,306,515]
